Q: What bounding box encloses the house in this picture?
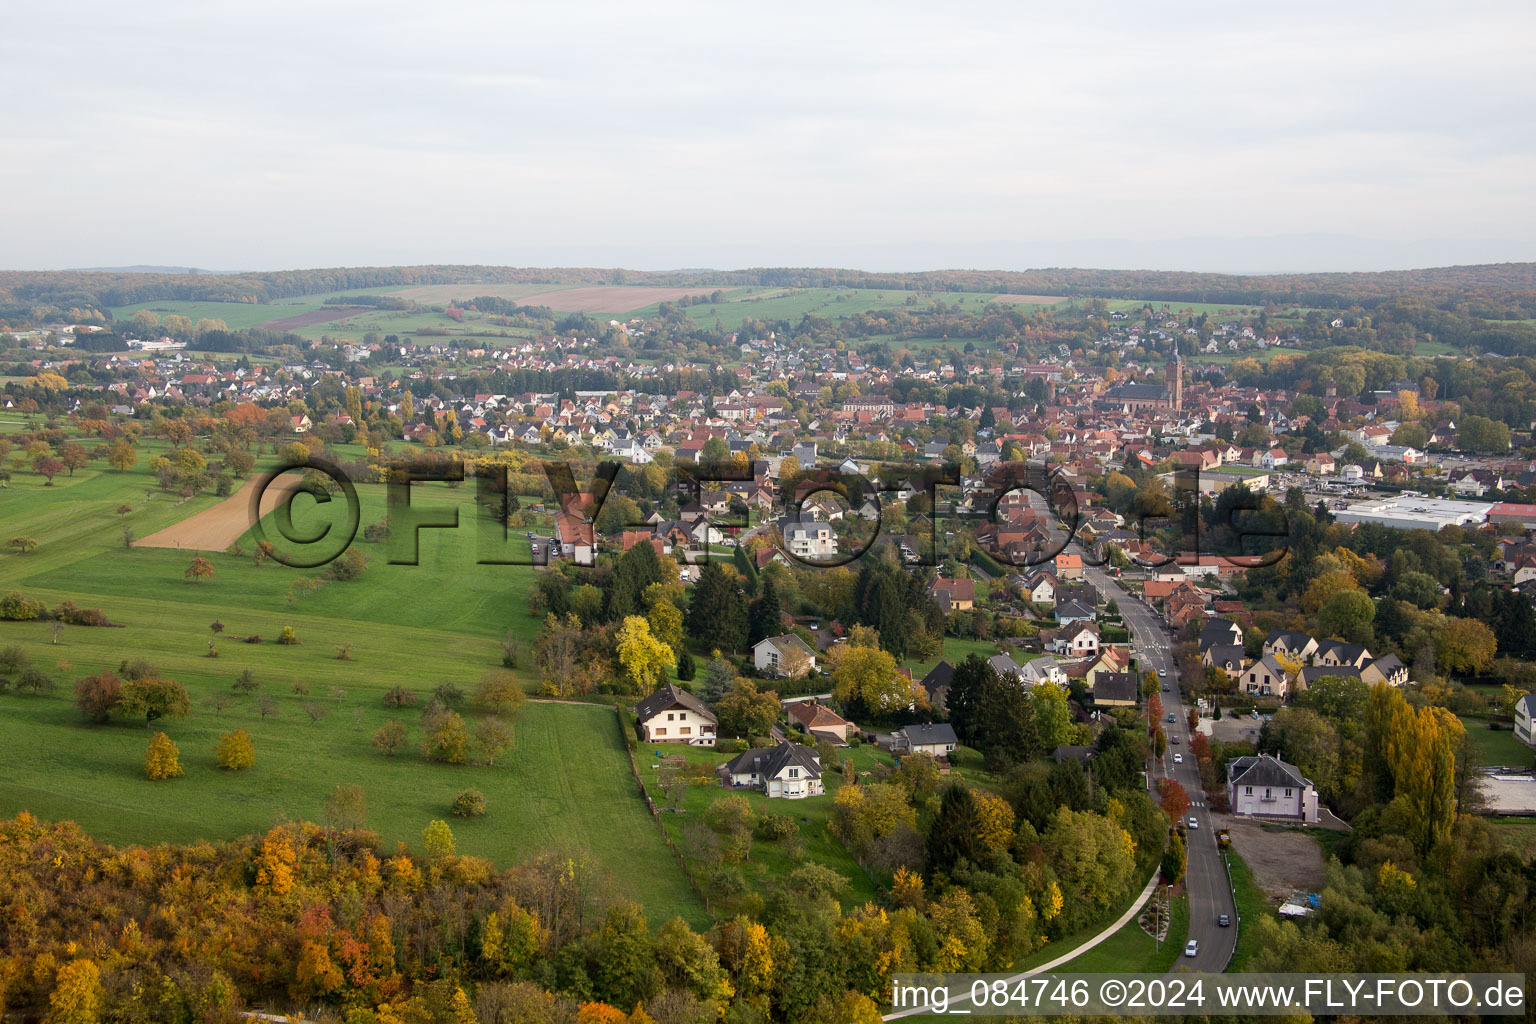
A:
[1054,599,1097,625]
[929,577,976,612]
[1241,655,1293,699]
[919,661,955,712]
[1263,630,1318,662]
[723,742,824,798]
[1198,618,1244,653]
[1203,645,1246,679]
[786,700,852,743]
[1020,656,1067,687]
[1054,552,1084,580]
[1314,641,1372,670]
[1226,754,1319,823]
[1092,671,1140,707]
[987,653,1025,683]
[1025,571,1058,604]
[783,520,836,560]
[1516,694,1536,749]
[635,684,718,746]
[1360,654,1409,688]
[752,634,819,678]
[893,723,958,758]
[1056,621,1101,657]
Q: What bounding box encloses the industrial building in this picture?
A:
[1334,496,1492,531]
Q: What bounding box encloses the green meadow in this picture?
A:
[0,436,705,924]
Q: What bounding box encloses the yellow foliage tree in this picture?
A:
[143,732,182,780]
[48,957,102,1024]
[255,826,296,895]
[615,616,673,694]
[214,729,255,771]
[971,789,1016,852]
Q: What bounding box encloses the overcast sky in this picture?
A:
[3,0,1534,273]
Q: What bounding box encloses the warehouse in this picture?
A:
[1334,496,1492,531]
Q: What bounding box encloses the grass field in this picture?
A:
[674,288,1023,332]
[0,424,705,924]
[1226,850,1273,971]
[902,636,1005,681]
[634,741,883,911]
[1460,717,1535,768]
[1488,817,1536,858]
[1059,888,1187,973]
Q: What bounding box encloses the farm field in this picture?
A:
[678,287,1011,331]
[0,431,705,923]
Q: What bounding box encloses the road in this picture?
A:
[1021,489,1238,971]
[1084,563,1238,972]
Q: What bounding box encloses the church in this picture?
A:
[1099,348,1183,413]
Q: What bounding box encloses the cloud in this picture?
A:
[2,0,1533,270]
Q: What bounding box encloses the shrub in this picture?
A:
[52,601,111,627]
[384,685,418,708]
[215,729,255,771]
[276,626,298,645]
[323,547,368,582]
[243,635,262,644]
[0,591,46,621]
[755,812,799,841]
[450,789,487,818]
[432,682,465,707]
[16,666,55,695]
[373,720,408,756]
[144,732,183,780]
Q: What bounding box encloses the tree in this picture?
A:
[700,655,735,704]
[373,719,408,756]
[1040,807,1137,929]
[185,557,215,584]
[647,599,684,652]
[1459,415,1510,452]
[8,536,37,555]
[215,729,256,770]
[49,957,103,1024]
[685,563,748,653]
[1161,833,1187,884]
[828,642,913,713]
[33,456,64,485]
[676,648,696,681]
[926,784,986,875]
[422,706,471,763]
[118,677,191,727]
[144,732,183,780]
[616,616,674,694]
[474,717,514,766]
[451,788,487,817]
[1438,617,1497,676]
[1318,589,1375,644]
[475,669,526,716]
[1157,778,1191,821]
[73,671,122,723]
[748,573,783,647]
[714,679,780,738]
[324,784,368,832]
[422,819,456,859]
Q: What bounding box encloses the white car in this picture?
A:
[1184,939,1199,958]
[1187,816,1199,829]
[1173,753,1183,764]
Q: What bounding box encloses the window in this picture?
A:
[667,713,675,721]
[1284,788,1292,797]
[655,728,666,736]
[680,726,690,735]
[789,768,799,779]
[1245,786,1253,795]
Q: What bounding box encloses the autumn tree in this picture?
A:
[144,732,183,780]
[475,669,527,716]
[215,728,255,770]
[373,719,408,756]
[1157,778,1191,821]
[422,819,456,859]
[185,556,214,584]
[713,679,780,738]
[73,671,122,723]
[118,676,191,727]
[615,615,674,694]
[1438,617,1497,676]
[422,705,471,763]
[475,717,514,766]
[828,640,915,713]
[49,957,103,1024]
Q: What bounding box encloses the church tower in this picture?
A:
[1166,341,1183,411]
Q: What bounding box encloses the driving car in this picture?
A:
[1171,735,1180,744]
[1187,816,1199,829]
[1162,684,1170,692]
[1167,713,1176,723]
[1184,939,1199,957]
[1218,914,1231,927]
[1173,753,1183,763]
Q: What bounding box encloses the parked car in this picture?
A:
[1184,939,1199,957]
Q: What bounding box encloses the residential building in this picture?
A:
[1226,754,1320,823]
[893,723,958,758]
[752,634,819,678]
[723,742,824,798]
[636,684,718,746]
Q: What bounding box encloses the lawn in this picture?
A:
[1226,850,1274,972]
[1489,817,1536,858]
[1459,717,1535,768]
[634,742,881,912]
[1059,888,1187,973]
[902,636,1003,680]
[0,429,706,925]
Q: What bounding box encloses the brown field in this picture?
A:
[1217,816,1326,899]
[255,306,370,331]
[517,286,719,314]
[135,473,306,552]
[385,283,564,304]
[989,293,1068,305]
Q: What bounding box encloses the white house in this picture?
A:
[635,684,718,746]
[1019,656,1068,687]
[1240,654,1293,699]
[752,634,818,678]
[1226,754,1319,823]
[783,520,836,560]
[1516,694,1536,749]
[723,742,824,798]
